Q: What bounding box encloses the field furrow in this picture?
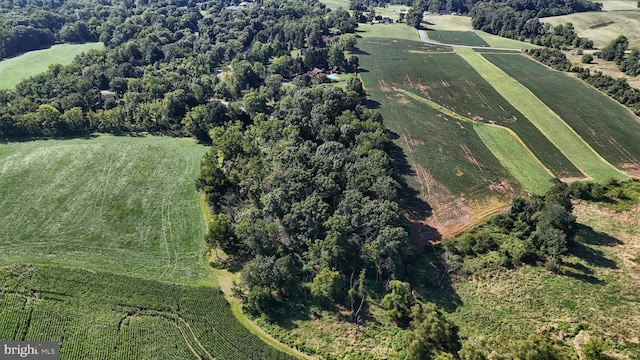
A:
[456,47,628,182]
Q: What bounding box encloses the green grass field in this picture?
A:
[0,264,295,360]
[425,30,490,47]
[541,10,640,48]
[484,53,640,177]
[357,23,421,41]
[398,88,554,194]
[0,135,208,284]
[0,43,104,89]
[457,48,629,182]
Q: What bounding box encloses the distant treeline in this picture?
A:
[0,0,360,139]
[348,0,599,49]
[527,47,640,115]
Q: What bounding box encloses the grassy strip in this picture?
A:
[0,42,103,89]
[399,89,553,194]
[359,37,580,177]
[212,268,314,360]
[474,31,541,50]
[455,47,627,182]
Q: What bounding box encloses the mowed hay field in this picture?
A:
[0,265,295,360]
[485,53,640,177]
[0,42,104,89]
[359,38,581,179]
[0,135,208,284]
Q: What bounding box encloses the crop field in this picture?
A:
[398,88,553,194]
[484,53,640,177]
[0,264,295,360]
[0,42,104,89]
[447,201,640,358]
[358,38,581,179]
[358,38,525,237]
[0,135,208,284]
[458,48,629,182]
[425,30,490,47]
[541,10,640,48]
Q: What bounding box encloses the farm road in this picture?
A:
[417,30,522,51]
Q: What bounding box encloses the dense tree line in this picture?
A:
[526,48,640,115]
[198,81,417,314]
[0,0,361,139]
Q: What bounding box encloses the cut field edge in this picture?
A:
[396,88,554,194]
[457,48,630,182]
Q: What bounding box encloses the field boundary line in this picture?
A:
[397,88,553,193]
[454,47,628,182]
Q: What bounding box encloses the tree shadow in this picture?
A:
[568,240,618,270]
[265,298,311,330]
[562,269,604,285]
[351,48,370,55]
[411,245,463,312]
[357,68,370,74]
[365,98,380,109]
[387,133,434,222]
[0,133,99,144]
[568,225,620,270]
[575,224,623,246]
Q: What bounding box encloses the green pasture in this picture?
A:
[425,30,490,47]
[541,11,640,48]
[485,53,640,176]
[424,14,474,31]
[319,0,348,10]
[358,38,580,178]
[399,89,553,194]
[357,22,421,41]
[0,135,209,284]
[457,48,628,182]
[0,264,295,360]
[0,42,104,89]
